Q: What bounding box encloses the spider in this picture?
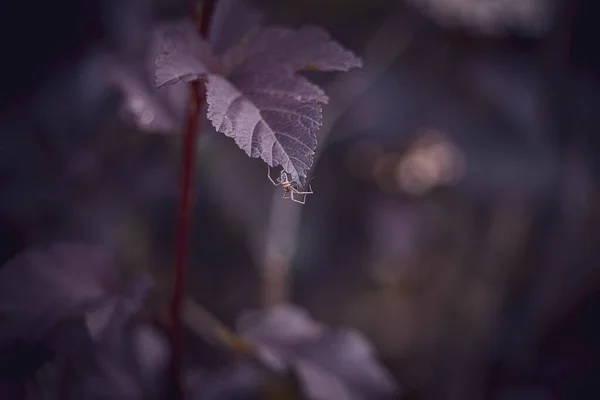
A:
[267,166,313,204]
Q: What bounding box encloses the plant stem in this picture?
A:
[197,0,216,37]
[168,0,216,398]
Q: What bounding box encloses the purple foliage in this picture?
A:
[236,304,400,399]
[152,16,362,183]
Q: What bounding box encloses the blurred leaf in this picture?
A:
[152,20,221,87]
[0,243,118,348]
[0,242,156,395]
[84,274,152,341]
[71,274,161,399]
[26,322,169,400]
[236,304,400,400]
[407,0,553,35]
[186,364,267,400]
[65,322,169,400]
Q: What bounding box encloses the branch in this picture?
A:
[168,1,216,398]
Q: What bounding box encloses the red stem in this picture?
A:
[168,0,216,398]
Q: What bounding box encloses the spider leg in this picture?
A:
[293,185,313,195]
[290,191,306,204]
[267,165,280,186]
[283,188,292,199]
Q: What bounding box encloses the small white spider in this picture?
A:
[267,166,313,204]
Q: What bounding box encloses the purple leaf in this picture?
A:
[84,275,152,342]
[221,26,363,76]
[206,26,362,182]
[14,263,160,399]
[206,74,322,182]
[152,20,220,88]
[66,323,169,400]
[150,17,361,182]
[27,323,169,400]
[236,304,400,400]
[205,26,361,182]
[186,364,267,399]
[0,243,118,348]
[0,243,154,372]
[71,276,163,399]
